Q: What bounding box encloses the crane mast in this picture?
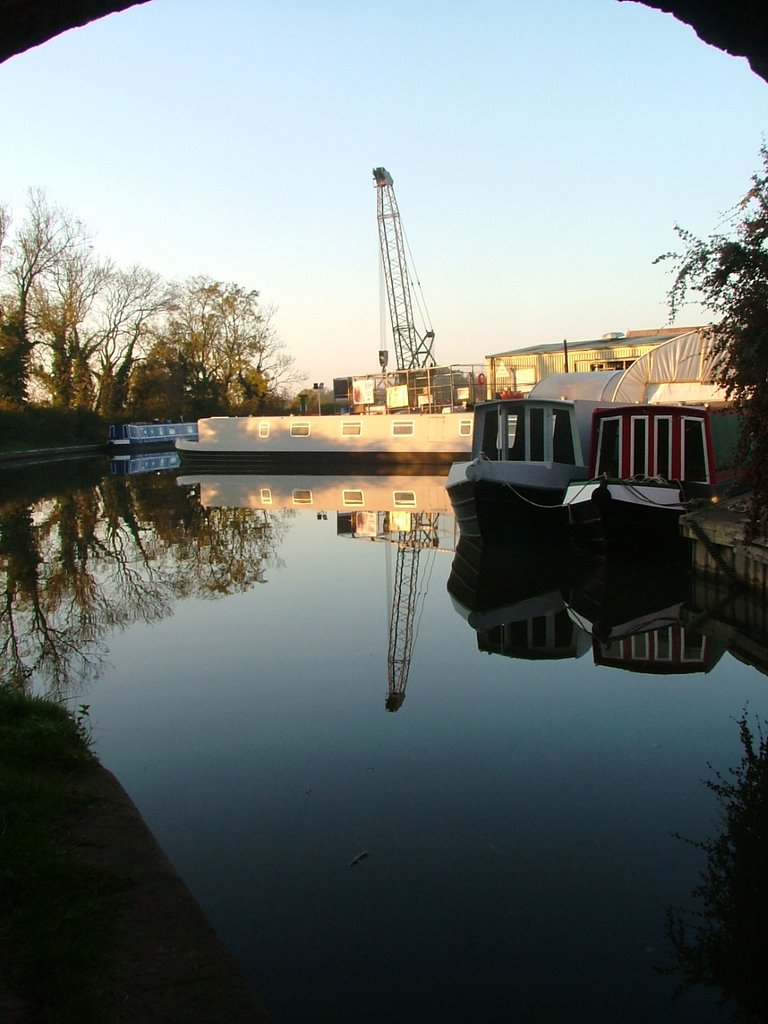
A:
[373,167,436,370]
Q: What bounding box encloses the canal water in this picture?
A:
[3,455,766,1024]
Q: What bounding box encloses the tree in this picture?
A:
[30,245,111,409]
[163,277,301,416]
[657,143,768,535]
[91,264,172,418]
[128,337,190,420]
[663,712,768,1020]
[0,189,89,404]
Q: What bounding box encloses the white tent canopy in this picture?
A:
[611,330,726,404]
[528,370,624,401]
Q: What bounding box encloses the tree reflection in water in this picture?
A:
[664,711,768,1023]
[0,461,290,695]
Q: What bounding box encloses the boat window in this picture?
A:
[260,488,272,504]
[682,417,708,481]
[393,490,417,508]
[342,490,365,506]
[554,610,575,647]
[341,422,362,436]
[655,628,672,661]
[258,421,270,438]
[709,410,741,471]
[552,409,576,464]
[290,422,310,437]
[392,420,415,437]
[507,416,517,447]
[655,417,671,479]
[600,640,622,661]
[480,408,502,460]
[682,631,706,662]
[528,408,545,462]
[631,417,648,477]
[596,418,621,477]
[459,419,472,436]
[531,615,547,648]
[292,489,313,504]
[631,634,650,661]
[506,412,522,461]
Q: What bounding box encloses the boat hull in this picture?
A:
[564,479,689,555]
[446,458,583,542]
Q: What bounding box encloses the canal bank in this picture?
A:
[58,757,274,1023]
[681,494,768,675]
[681,494,767,591]
[0,729,274,1024]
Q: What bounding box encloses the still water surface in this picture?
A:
[3,456,766,1023]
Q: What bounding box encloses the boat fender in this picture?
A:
[465,459,482,481]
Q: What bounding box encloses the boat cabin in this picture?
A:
[587,405,741,487]
[472,397,596,468]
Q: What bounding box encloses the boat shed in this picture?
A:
[486,326,703,397]
[528,330,727,406]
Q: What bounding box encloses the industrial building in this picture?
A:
[486,327,703,397]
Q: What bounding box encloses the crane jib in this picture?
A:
[373,166,436,371]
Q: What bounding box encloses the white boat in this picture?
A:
[563,404,743,554]
[445,372,621,542]
[175,411,473,470]
[108,421,198,447]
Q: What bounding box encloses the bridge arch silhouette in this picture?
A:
[1,1,767,84]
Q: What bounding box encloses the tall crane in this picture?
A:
[373,167,436,370]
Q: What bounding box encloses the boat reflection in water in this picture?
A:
[110,450,181,475]
[179,471,458,711]
[448,535,730,675]
[448,534,591,662]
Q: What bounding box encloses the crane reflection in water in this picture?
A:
[185,470,457,713]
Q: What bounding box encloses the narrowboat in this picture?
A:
[563,404,743,554]
[108,421,198,448]
[175,411,473,470]
[445,389,615,542]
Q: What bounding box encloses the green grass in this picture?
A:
[0,688,125,1022]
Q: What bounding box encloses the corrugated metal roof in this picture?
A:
[486,330,694,359]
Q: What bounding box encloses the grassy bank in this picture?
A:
[0,404,106,453]
[0,688,124,1022]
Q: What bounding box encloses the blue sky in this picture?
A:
[1,0,765,388]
